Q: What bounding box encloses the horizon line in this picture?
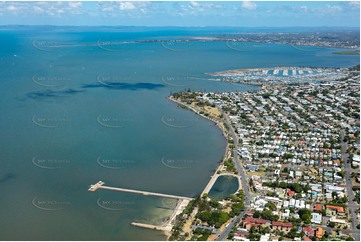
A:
[1,24,360,29]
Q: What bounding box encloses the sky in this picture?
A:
[0,1,359,27]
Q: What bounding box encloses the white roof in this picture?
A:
[283,201,289,207]
[311,213,322,224]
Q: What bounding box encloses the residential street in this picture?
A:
[216,111,253,241]
[341,130,360,241]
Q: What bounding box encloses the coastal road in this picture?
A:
[222,111,253,202]
[341,130,360,241]
[216,111,253,241]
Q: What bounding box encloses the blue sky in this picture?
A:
[0,1,359,27]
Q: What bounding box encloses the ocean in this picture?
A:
[0,27,358,240]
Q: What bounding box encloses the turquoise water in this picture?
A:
[0,27,359,240]
[208,176,239,199]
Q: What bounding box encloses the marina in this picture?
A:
[209,66,349,85]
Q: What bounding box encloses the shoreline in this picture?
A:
[155,96,235,240]
[131,95,235,240]
[168,96,229,140]
[167,96,231,171]
[131,198,191,240]
[167,95,245,241]
[168,97,232,196]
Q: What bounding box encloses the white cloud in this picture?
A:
[242,1,257,10]
[6,5,19,12]
[346,1,360,9]
[33,6,44,14]
[190,1,200,8]
[68,2,82,9]
[300,6,307,12]
[96,1,152,18]
[119,2,136,11]
[101,6,114,12]
[0,2,84,16]
[324,4,343,14]
[177,2,223,16]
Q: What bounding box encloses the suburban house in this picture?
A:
[302,226,315,237]
[316,227,323,239]
[242,218,270,230]
[271,221,293,232]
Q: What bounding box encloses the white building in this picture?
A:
[283,200,289,208]
[260,234,270,242]
[289,198,295,208]
[311,213,322,224]
[282,209,290,218]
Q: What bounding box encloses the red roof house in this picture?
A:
[303,226,315,237]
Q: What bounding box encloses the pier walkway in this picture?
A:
[88,181,192,201]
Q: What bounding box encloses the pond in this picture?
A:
[208,175,239,199]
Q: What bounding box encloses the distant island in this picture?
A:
[333,49,360,55]
[140,30,360,49]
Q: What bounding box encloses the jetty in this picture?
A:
[88,181,192,201]
[88,181,105,191]
[100,185,192,200]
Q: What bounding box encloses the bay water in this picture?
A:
[0,27,358,240]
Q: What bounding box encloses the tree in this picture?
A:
[203,229,211,236]
[301,213,311,221]
[198,211,211,222]
[298,209,312,222]
[231,202,245,215]
[287,227,300,238]
[262,93,271,99]
[209,210,229,226]
[279,181,288,189]
[337,171,345,178]
[345,236,354,241]
[265,201,277,211]
[209,199,221,209]
[261,209,279,221]
[260,226,271,234]
[248,231,261,241]
[329,222,336,228]
[288,183,303,193]
[322,230,329,239]
[194,227,203,235]
[253,211,261,218]
[303,184,311,193]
